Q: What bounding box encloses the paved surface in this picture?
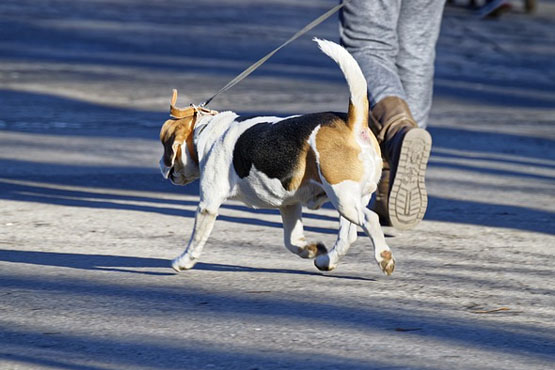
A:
[1,1,554,369]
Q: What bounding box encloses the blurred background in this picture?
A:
[1,0,554,117]
[1,2,554,369]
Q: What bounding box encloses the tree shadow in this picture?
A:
[0,327,389,370]
[428,126,555,163]
[424,125,555,235]
[0,270,554,369]
[426,196,554,235]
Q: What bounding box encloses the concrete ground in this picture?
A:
[1,0,554,369]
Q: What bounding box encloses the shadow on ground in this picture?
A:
[0,249,375,281]
[0,262,553,369]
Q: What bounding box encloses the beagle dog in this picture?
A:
[159,39,395,275]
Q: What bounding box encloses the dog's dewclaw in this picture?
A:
[379,250,395,275]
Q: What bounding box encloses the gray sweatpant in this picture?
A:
[340,0,446,128]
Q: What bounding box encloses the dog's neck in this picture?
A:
[193,111,239,164]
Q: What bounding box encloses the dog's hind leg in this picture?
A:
[314,215,358,271]
[316,181,395,275]
[360,208,395,275]
[172,205,220,272]
[279,203,326,259]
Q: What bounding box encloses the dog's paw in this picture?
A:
[314,254,336,271]
[377,250,395,276]
[298,242,327,259]
[171,255,197,272]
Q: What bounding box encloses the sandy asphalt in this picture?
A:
[1,1,554,369]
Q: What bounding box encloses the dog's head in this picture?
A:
[159,90,219,185]
[159,114,199,185]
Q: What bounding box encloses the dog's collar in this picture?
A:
[169,89,218,119]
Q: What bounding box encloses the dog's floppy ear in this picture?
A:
[160,118,189,178]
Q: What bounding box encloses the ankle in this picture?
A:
[371,96,418,143]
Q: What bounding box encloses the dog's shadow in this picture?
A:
[194,262,376,281]
[0,249,375,281]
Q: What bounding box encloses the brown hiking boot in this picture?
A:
[373,161,391,226]
[370,96,432,230]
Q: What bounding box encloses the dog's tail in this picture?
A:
[314,38,368,131]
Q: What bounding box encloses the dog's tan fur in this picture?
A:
[285,143,321,191]
[316,117,364,185]
[160,117,197,169]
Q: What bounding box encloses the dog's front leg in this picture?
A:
[279,203,326,259]
[172,206,218,272]
[314,216,358,271]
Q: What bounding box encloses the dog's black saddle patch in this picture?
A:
[232,112,346,189]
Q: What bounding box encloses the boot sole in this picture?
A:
[388,129,432,230]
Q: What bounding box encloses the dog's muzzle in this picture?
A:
[159,159,172,180]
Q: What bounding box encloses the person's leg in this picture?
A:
[369,0,443,229]
[340,0,439,230]
[339,0,405,107]
[397,0,446,127]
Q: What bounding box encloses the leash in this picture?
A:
[200,0,349,107]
